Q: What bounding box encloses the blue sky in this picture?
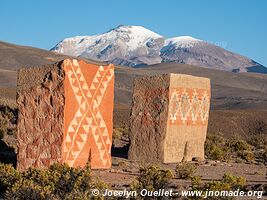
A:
[1,0,267,66]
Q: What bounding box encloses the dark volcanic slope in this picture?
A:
[160,40,267,73]
[0,40,107,71]
[0,41,69,71]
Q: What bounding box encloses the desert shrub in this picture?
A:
[0,105,17,125]
[207,135,225,145]
[191,173,246,200]
[91,177,108,192]
[226,139,251,152]
[249,134,267,148]
[249,135,267,163]
[205,135,231,161]
[191,175,202,189]
[206,145,226,161]
[261,146,267,163]
[221,173,246,190]
[0,105,17,139]
[176,162,197,179]
[5,179,54,200]
[0,163,21,193]
[47,163,92,198]
[113,127,127,140]
[130,165,173,192]
[237,150,255,163]
[0,163,107,200]
[205,135,256,163]
[227,139,255,163]
[235,157,243,163]
[0,117,8,139]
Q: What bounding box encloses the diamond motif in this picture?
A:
[169,90,180,123]
[191,90,200,124]
[200,91,209,123]
[180,90,191,123]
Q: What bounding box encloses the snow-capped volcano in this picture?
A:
[51,25,266,73]
[51,25,165,67]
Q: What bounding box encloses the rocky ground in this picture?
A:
[94,158,267,190]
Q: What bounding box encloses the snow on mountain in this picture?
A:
[51,25,164,67]
[164,36,202,48]
[160,37,266,73]
[112,25,162,51]
[51,25,267,73]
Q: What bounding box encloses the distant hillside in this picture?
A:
[0,41,106,71]
[114,63,267,110]
[0,41,267,110]
[0,41,105,102]
[0,41,68,71]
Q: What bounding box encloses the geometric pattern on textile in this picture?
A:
[169,88,210,125]
[62,59,114,168]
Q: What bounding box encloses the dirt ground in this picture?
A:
[93,157,267,192]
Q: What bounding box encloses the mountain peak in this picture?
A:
[169,36,201,42]
[51,25,266,73]
[51,25,165,66]
[108,25,163,38]
[111,25,146,30]
[164,36,202,48]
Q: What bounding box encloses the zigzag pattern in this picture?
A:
[63,59,113,167]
